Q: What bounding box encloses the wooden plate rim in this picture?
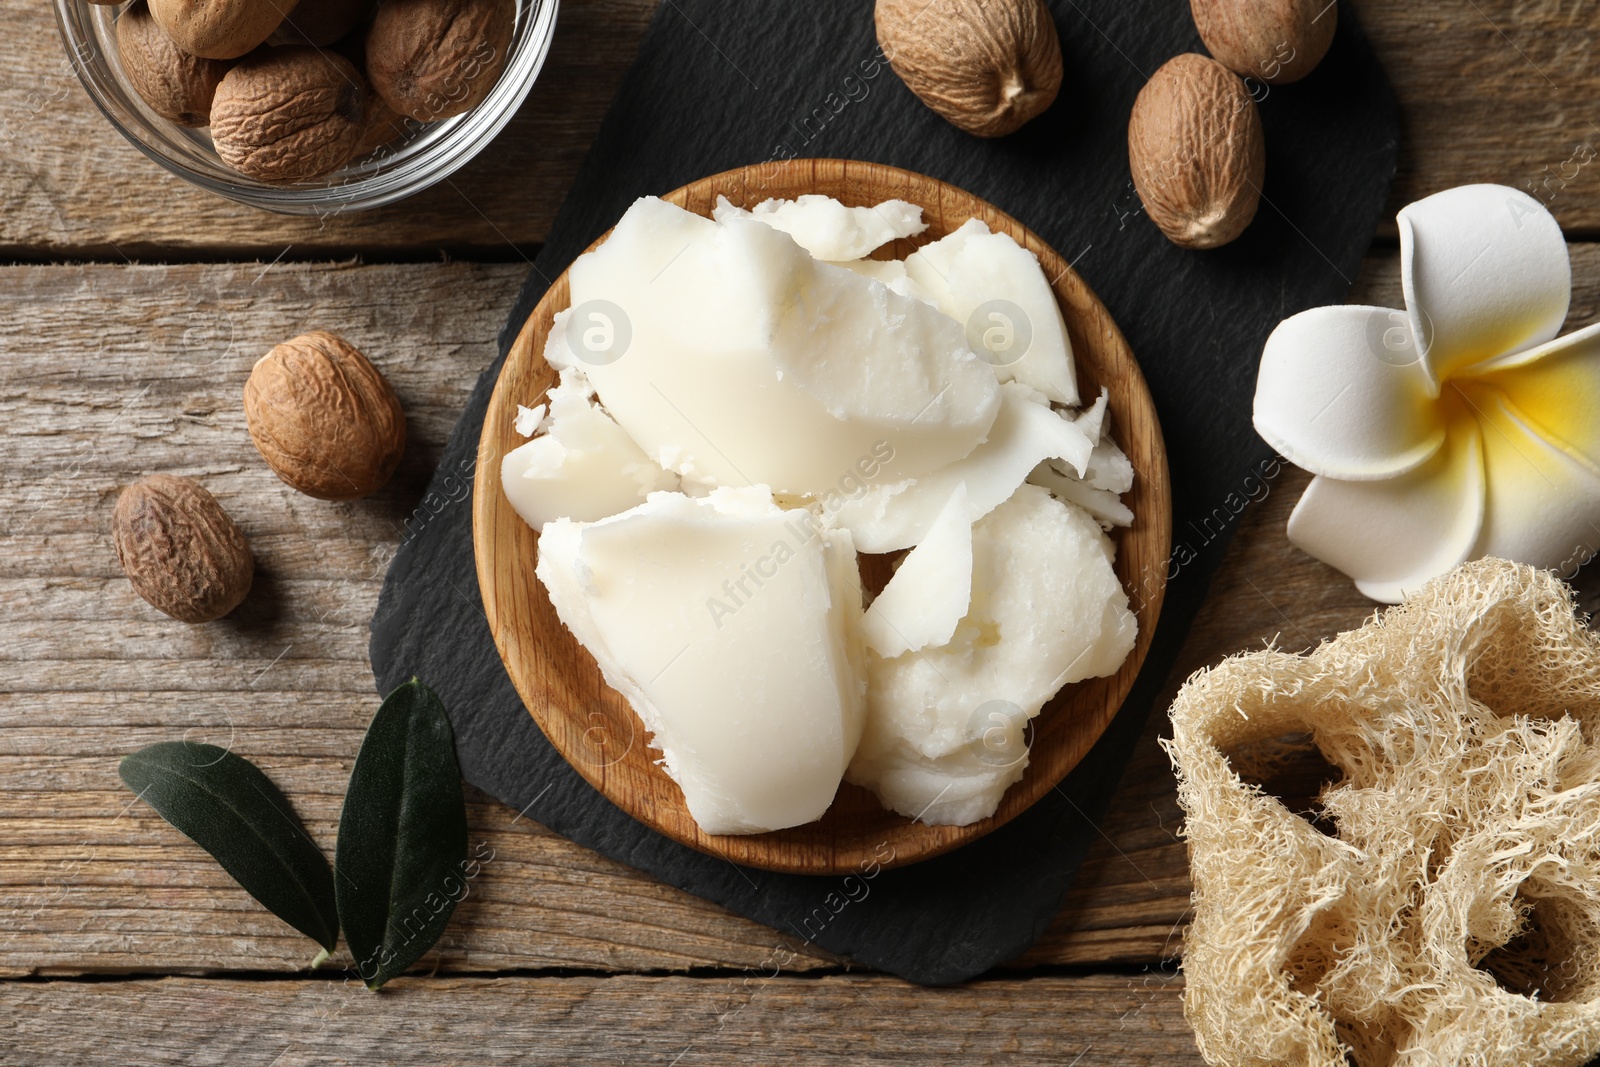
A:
[473,158,1172,875]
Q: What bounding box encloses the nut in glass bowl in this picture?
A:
[53,0,557,215]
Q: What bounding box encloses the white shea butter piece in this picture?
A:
[1028,461,1134,529]
[1085,437,1135,494]
[501,369,678,528]
[829,257,937,305]
[514,403,547,438]
[859,484,973,658]
[905,219,1079,405]
[713,194,927,260]
[846,485,1137,826]
[1072,389,1108,446]
[1065,392,1135,494]
[828,384,1095,553]
[551,197,1000,496]
[1026,393,1136,529]
[535,488,867,835]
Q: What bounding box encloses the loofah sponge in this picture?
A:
[1166,558,1600,1067]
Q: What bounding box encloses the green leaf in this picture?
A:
[335,678,468,991]
[119,742,338,954]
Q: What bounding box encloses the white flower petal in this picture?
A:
[1286,414,1484,604]
[1472,321,1600,475]
[1399,184,1570,383]
[1254,305,1446,480]
[1457,382,1600,574]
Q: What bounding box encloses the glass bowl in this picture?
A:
[53,0,559,215]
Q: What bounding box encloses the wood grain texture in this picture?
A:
[1364,0,1600,235]
[7,0,1600,1055]
[3,246,1599,979]
[3,0,1600,256]
[0,972,1200,1066]
[475,158,1172,874]
[0,259,822,976]
[0,0,654,258]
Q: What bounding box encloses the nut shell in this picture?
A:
[351,92,410,158]
[875,0,1062,138]
[365,0,515,122]
[210,47,368,182]
[113,475,254,623]
[244,332,406,501]
[270,0,375,47]
[1128,53,1265,250]
[148,0,296,60]
[116,1,232,127]
[1190,0,1337,85]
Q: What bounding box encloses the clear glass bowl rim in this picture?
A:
[51,0,559,216]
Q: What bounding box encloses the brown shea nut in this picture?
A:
[149,0,297,59]
[210,48,367,182]
[351,92,410,158]
[1127,53,1265,250]
[365,0,515,123]
[875,0,1062,138]
[244,332,406,501]
[1190,0,1336,85]
[270,0,376,48]
[116,1,232,127]
[113,475,254,623]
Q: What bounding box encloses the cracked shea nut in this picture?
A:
[366,0,515,123]
[113,475,253,623]
[149,0,296,59]
[210,47,368,182]
[116,1,232,127]
[244,332,406,501]
[875,0,1062,138]
[1128,53,1265,250]
[1191,0,1336,85]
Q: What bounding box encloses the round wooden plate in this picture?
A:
[474,159,1171,875]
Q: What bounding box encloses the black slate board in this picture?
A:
[370,0,1398,985]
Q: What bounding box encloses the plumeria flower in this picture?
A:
[1254,184,1600,602]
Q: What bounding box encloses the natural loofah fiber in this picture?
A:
[1166,558,1600,1067]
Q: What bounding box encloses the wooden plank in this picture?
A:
[0,973,1200,1065]
[0,255,1190,976]
[1364,0,1600,235]
[2,248,1596,978]
[0,0,654,258]
[6,0,1600,256]
[0,259,837,976]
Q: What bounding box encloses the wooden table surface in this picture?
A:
[3,2,1599,1063]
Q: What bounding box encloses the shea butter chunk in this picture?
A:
[859,484,974,658]
[830,256,936,305]
[830,383,1095,552]
[847,484,1136,825]
[1027,397,1137,529]
[553,196,1000,496]
[906,218,1078,404]
[536,487,866,835]
[501,369,678,527]
[713,193,927,261]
